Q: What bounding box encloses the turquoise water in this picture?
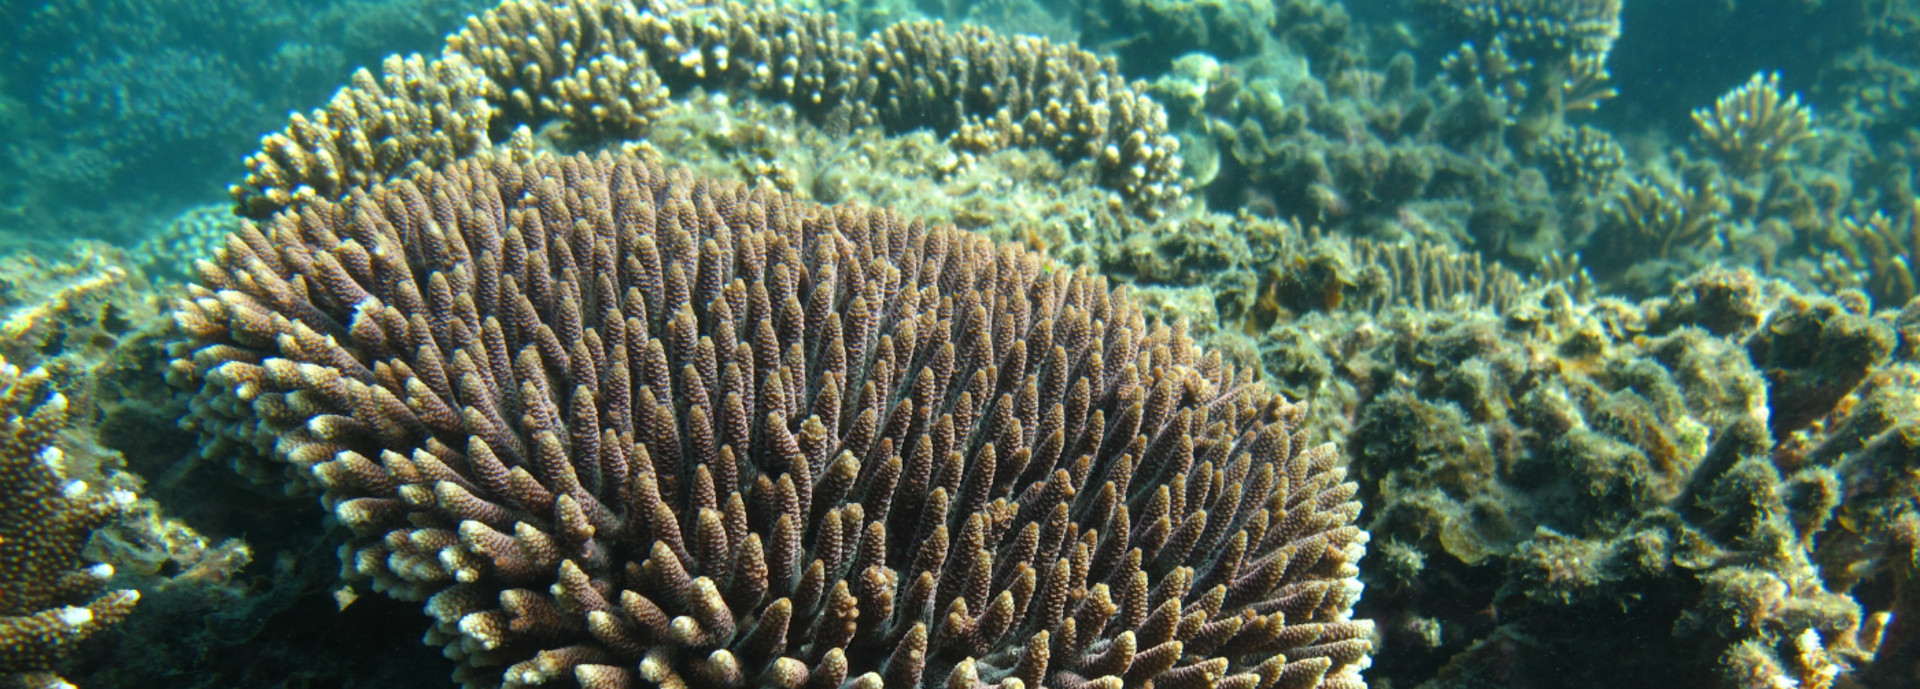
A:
[2,0,1917,687]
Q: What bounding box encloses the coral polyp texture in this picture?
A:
[233,0,1184,219]
[172,150,1372,689]
[0,359,139,689]
[232,53,498,218]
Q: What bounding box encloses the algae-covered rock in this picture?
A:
[1251,264,1900,686]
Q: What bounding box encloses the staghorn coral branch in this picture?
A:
[1,360,140,686]
[1693,72,1818,175]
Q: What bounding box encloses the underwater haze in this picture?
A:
[2,0,1919,688]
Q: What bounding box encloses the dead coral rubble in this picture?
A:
[174,150,1372,689]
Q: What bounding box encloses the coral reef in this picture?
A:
[173,150,1373,688]
[1590,173,1728,268]
[0,211,270,689]
[11,0,1920,686]
[1530,124,1621,193]
[1826,200,1919,307]
[1744,290,1895,435]
[0,243,171,380]
[1080,0,1275,74]
[1127,0,1890,308]
[612,90,1141,273]
[1167,32,1597,272]
[1415,0,1621,135]
[235,0,1186,218]
[1692,73,1819,176]
[1248,231,1545,329]
[232,54,497,217]
[1232,263,1920,688]
[1807,360,1920,687]
[134,205,250,285]
[1417,0,1622,63]
[0,359,140,688]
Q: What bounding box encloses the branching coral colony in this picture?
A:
[181,1,1378,687]
[232,0,1186,220]
[172,148,1375,689]
[0,358,139,689]
[1692,73,1818,176]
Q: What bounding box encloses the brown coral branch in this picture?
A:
[1692,72,1818,176]
[178,150,1367,688]
[235,0,1183,219]
[1,360,139,685]
[231,54,497,217]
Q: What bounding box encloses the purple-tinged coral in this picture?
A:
[173,150,1372,688]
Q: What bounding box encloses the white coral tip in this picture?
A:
[58,606,94,626]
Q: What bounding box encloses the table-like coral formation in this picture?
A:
[174,149,1372,688]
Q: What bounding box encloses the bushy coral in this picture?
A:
[1693,73,1819,176]
[1591,173,1728,267]
[0,358,140,688]
[235,0,1186,219]
[1532,124,1623,192]
[174,149,1373,688]
[1418,0,1622,63]
[232,53,497,217]
[1826,200,1919,307]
